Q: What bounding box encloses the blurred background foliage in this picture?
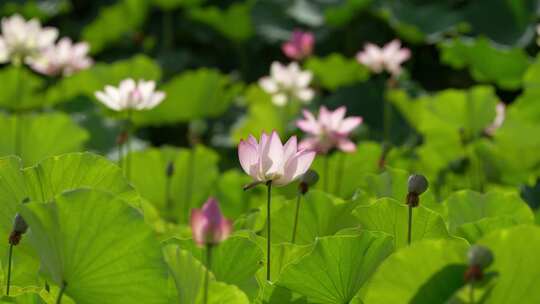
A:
[2,0,540,214]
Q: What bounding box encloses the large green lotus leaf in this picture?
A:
[390,86,498,137]
[477,225,540,303]
[215,170,266,220]
[438,37,530,90]
[278,232,393,304]
[231,86,285,144]
[128,145,219,223]
[0,112,88,167]
[362,239,469,304]
[132,68,241,126]
[23,152,138,204]
[82,0,149,53]
[266,190,359,245]
[353,198,451,249]
[305,54,369,91]
[309,142,382,199]
[189,2,254,42]
[152,0,203,10]
[324,0,372,27]
[262,243,312,284]
[46,55,161,107]
[0,66,45,110]
[19,189,169,304]
[0,157,40,291]
[443,190,534,233]
[455,216,522,244]
[170,236,263,300]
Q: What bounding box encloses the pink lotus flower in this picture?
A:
[297,106,362,154]
[282,29,314,61]
[0,14,58,65]
[485,102,506,136]
[356,39,410,76]
[95,78,166,111]
[30,38,93,77]
[238,131,316,186]
[190,197,232,247]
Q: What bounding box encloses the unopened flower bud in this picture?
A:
[467,245,494,269]
[407,174,429,195]
[166,161,174,177]
[9,213,28,245]
[299,170,318,194]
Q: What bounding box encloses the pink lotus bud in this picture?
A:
[297,106,363,154]
[190,197,232,247]
[282,29,314,61]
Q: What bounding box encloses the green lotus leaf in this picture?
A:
[305,54,369,91]
[362,239,469,304]
[189,2,254,42]
[477,225,540,303]
[19,189,169,304]
[0,112,88,167]
[0,66,45,110]
[353,198,451,249]
[278,232,393,304]
[133,68,241,126]
[266,190,359,245]
[127,145,219,223]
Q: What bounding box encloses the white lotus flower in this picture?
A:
[356,39,410,76]
[258,61,314,106]
[0,14,58,65]
[95,79,166,112]
[30,38,93,76]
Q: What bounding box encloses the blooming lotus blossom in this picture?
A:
[282,29,314,61]
[190,197,232,247]
[297,106,362,154]
[30,38,92,76]
[485,102,506,136]
[95,79,166,111]
[0,14,58,65]
[259,62,314,106]
[356,39,410,76]
[238,131,316,186]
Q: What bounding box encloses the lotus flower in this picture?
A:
[356,39,410,76]
[485,102,506,136]
[95,78,166,111]
[0,14,58,65]
[30,37,93,76]
[238,131,316,186]
[282,29,314,61]
[297,106,362,154]
[190,197,232,247]
[259,62,314,106]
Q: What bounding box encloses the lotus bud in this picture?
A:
[166,161,174,177]
[9,213,28,245]
[406,174,428,207]
[299,170,319,194]
[190,197,232,247]
[465,245,494,282]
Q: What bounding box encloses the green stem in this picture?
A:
[165,173,172,216]
[125,110,133,181]
[469,281,474,304]
[291,193,302,244]
[183,149,195,223]
[323,155,329,192]
[334,153,345,195]
[56,281,67,304]
[6,243,13,296]
[383,96,392,144]
[117,134,123,168]
[407,205,413,245]
[203,245,212,304]
[13,64,23,157]
[266,181,272,281]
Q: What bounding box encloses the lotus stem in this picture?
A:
[183,149,195,223]
[56,281,67,304]
[13,64,23,157]
[6,243,13,296]
[407,205,413,245]
[125,110,133,180]
[203,245,213,304]
[291,192,302,244]
[334,153,345,195]
[469,282,474,304]
[323,155,329,192]
[266,180,272,281]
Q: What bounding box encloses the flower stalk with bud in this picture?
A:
[238,131,315,281]
[190,198,232,304]
[405,174,428,245]
[6,210,29,296]
[291,170,318,243]
[465,245,494,304]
